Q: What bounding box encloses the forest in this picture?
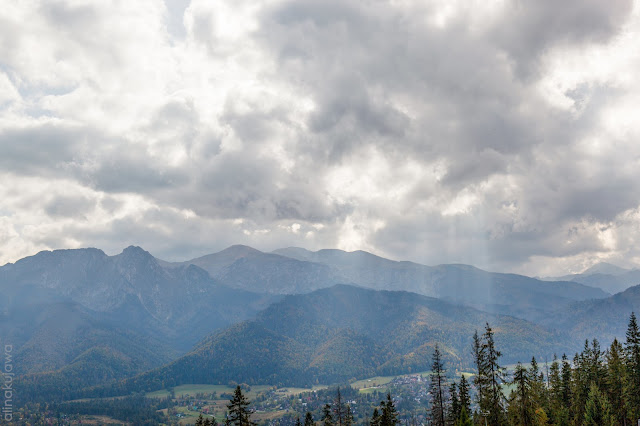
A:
[7,312,639,426]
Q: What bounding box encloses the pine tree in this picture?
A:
[429,344,447,426]
[197,414,205,426]
[625,312,640,423]
[305,411,314,426]
[296,417,302,426]
[322,404,334,426]
[227,385,255,426]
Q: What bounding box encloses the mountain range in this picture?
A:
[542,261,640,294]
[0,246,274,379]
[2,244,637,404]
[176,245,608,322]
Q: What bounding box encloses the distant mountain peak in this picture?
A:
[118,245,155,260]
[582,262,628,276]
[222,244,262,254]
[121,245,149,254]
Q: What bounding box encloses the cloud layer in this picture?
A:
[1,0,639,276]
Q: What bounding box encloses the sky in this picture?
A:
[1,0,639,276]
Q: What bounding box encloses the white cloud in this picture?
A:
[0,0,639,276]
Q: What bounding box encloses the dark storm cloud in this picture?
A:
[88,150,189,193]
[186,151,347,222]
[0,123,86,176]
[256,0,540,168]
[492,0,634,77]
[44,194,95,218]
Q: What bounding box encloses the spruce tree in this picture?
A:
[305,411,314,426]
[548,355,569,425]
[559,353,572,419]
[370,408,380,426]
[481,323,507,425]
[587,339,605,389]
[380,393,398,426]
[605,338,626,425]
[429,344,447,426]
[344,405,354,426]
[584,382,615,426]
[333,387,345,426]
[322,403,334,426]
[456,406,473,426]
[571,341,591,423]
[296,417,302,426]
[458,375,471,418]
[227,385,255,426]
[509,362,534,426]
[548,356,561,416]
[625,312,640,423]
[197,414,205,426]
[447,382,459,425]
[528,357,546,415]
[472,329,488,411]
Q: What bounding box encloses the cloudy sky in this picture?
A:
[1,0,639,276]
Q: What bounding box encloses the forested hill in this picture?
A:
[86,285,570,397]
[542,283,640,343]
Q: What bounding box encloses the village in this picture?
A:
[159,372,444,425]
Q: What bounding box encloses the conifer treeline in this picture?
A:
[427,313,640,426]
[217,313,640,426]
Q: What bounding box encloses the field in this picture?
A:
[71,415,130,425]
[350,375,396,390]
[350,371,433,392]
[148,384,273,399]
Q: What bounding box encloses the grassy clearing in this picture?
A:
[74,415,130,425]
[148,384,278,399]
[351,371,432,391]
[269,385,327,397]
[148,384,236,398]
[252,410,289,422]
[350,376,395,390]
